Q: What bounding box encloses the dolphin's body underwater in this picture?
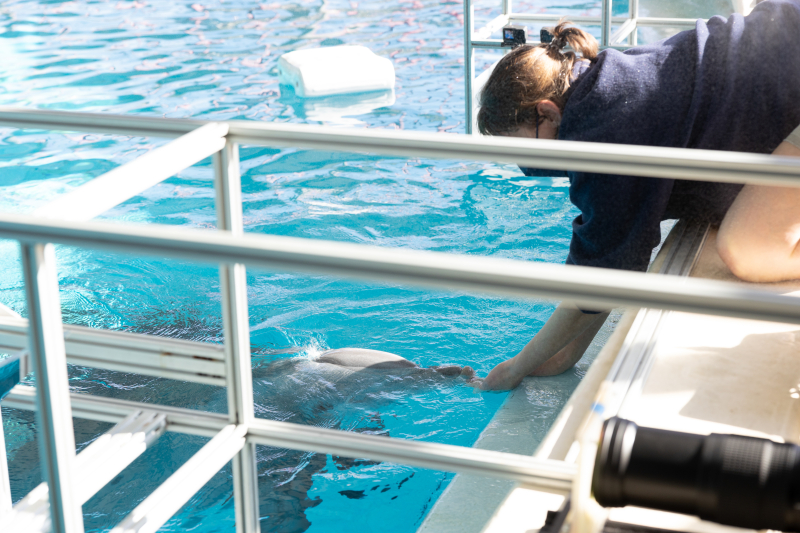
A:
[10,347,472,532]
[242,346,474,529]
[315,348,417,369]
[314,347,473,377]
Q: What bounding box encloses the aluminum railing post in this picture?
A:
[20,243,84,533]
[502,0,512,16]
[630,0,639,45]
[214,143,261,533]
[464,0,475,134]
[601,0,612,47]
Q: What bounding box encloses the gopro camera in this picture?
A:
[502,24,527,47]
[540,28,555,44]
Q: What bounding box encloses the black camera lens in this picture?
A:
[592,417,800,531]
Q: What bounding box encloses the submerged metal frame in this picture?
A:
[20,243,84,533]
[4,411,167,532]
[214,141,262,533]
[0,108,798,533]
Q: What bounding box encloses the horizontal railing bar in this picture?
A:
[3,385,228,437]
[63,347,224,375]
[247,418,574,492]
[510,13,604,22]
[0,108,799,187]
[225,125,800,188]
[62,320,225,359]
[0,215,798,326]
[471,38,507,48]
[63,358,225,386]
[474,14,509,40]
[0,317,226,385]
[0,108,203,138]
[61,341,224,374]
[471,38,510,48]
[2,386,576,491]
[636,16,701,26]
[472,39,633,51]
[506,13,698,26]
[32,123,228,222]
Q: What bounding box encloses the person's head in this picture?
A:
[477,21,598,138]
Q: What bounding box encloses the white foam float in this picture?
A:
[297,90,395,126]
[277,45,395,98]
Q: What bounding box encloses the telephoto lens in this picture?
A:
[592,417,800,531]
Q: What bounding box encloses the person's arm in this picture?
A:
[477,302,609,391]
[716,137,800,282]
[528,308,609,376]
[474,171,666,391]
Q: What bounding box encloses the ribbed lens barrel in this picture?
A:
[592,417,800,531]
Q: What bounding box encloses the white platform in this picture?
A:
[472,227,800,533]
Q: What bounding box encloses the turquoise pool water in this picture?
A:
[0,0,729,531]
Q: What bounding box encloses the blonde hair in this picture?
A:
[477,21,598,136]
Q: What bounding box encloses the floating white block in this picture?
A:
[298,90,395,126]
[278,45,395,98]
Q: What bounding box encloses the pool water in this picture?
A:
[0,0,729,531]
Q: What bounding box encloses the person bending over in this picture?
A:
[474,0,800,391]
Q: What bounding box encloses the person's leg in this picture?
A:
[717,140,800,282]
[528,310,609,376]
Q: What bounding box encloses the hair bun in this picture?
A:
[548,36,567,52]
[542,20,598,60]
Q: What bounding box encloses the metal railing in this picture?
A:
[463,0,709,133]
[0,108,798,533]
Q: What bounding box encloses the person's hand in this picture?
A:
[481,358,525,391]
[467,358,524,392]
[431,365,476,378]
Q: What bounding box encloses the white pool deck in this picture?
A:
[419,224,800,533]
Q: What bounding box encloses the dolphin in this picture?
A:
[4,345,473,532]
[313,347,475,378]
[241,346,476,530]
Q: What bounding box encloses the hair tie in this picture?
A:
[549,36,567,52]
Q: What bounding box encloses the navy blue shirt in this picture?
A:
[523,0,800,272]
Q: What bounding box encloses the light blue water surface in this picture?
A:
[0,0,729,531]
